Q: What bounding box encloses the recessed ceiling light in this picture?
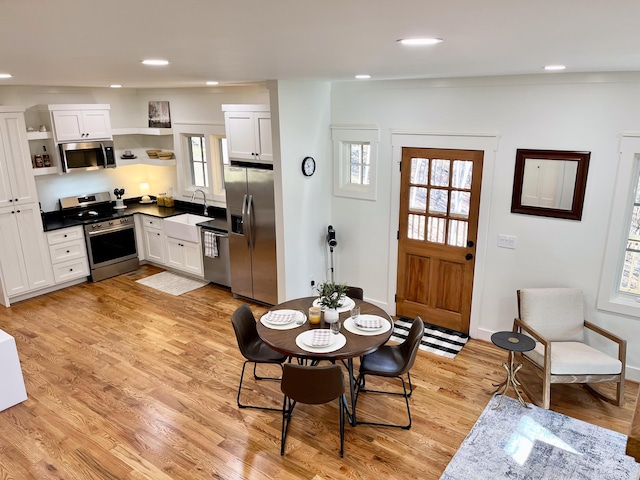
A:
[206,81,219,85]
[0,73,12,79]
[398,38,443,46]
[544,65,566,71]
[110,84,122,88]
[142,59,169,66]
[355,74,371,80]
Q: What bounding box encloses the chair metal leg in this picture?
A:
[237,360,283,411]
[354,372,413,429]
[339,395,345,457]
[281,395,295,455]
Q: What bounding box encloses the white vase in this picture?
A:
[324,308,339,324]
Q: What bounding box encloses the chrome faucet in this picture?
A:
[191,189,207,215]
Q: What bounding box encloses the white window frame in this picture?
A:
[174,123,227,207]
[598,133,640,316]
[331,125,379,201]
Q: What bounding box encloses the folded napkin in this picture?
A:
[265,311,297,325]
[311,329,332,347]
[355,316,382,330]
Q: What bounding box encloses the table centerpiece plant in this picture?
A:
[316,281,349,323]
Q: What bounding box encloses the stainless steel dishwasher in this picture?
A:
[201,228,231,287]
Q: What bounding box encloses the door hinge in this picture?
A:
[397,230,400,240]
[394,293,397,303]
[399,162,402,172]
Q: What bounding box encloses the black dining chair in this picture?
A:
[231,304,287,411]
[346,286,364,300]
[280,363,347,457]
[354,316,424,429]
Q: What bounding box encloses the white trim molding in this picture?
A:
[597,133,640,318]
[331,125,379,201]
[389,131,500,339]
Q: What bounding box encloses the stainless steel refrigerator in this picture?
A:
[224,164,278,305]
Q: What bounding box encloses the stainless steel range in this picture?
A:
[59,192,139,281]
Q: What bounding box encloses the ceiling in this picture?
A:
[2,0,640,89]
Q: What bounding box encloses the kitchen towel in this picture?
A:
[203,231,219,258]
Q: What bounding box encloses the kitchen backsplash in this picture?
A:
[34,163,177,211]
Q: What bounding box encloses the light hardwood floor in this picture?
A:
[0,265,637,479]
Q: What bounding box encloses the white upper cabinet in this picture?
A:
[50,104,112,142]
[223,105,272,163]
[0,109,38,207]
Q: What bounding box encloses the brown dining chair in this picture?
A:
[355,316,424,429]
[231,304,287,411]
[280,363,347,457]
[346,286,364,300]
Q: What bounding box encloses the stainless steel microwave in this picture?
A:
[59,141,116,172]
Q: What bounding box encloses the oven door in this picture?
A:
[85,223,138,269]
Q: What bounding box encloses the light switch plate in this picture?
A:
[498,234,517,249]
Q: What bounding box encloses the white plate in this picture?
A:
[296,330,346,353]
[312,296,356,313]
[343,316,391,336]
[260,310,306,330]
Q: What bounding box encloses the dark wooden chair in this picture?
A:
[355,316,424,429]
[280,363,347,457]
[231,304,287,411]
[346,286,364,300]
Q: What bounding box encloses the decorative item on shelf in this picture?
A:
[146,149,161,159]
[139,183,152,203]
[316,281,349,323]
[148,101,171,128]
[157,151,174,160]
[157,193,166,207]
[33,154,44,168]
[121,149,137,160]
[113,188,126,209]
[42,145,51,167]
[39,125,47,132]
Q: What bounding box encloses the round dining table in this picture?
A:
[256,296,394,426]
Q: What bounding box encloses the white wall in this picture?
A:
[269,80,332,301]
[330,72,640,380]
[0,85,269,210]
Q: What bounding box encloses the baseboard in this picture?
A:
[476,327,640,383]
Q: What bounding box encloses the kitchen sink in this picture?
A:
[164,213,210,242]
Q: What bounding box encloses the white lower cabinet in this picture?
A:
[166,237,203,276]
[0,203,54,296]
[142,216,165,264]
[46,225,89,284]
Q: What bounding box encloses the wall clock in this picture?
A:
[301,156,316,177]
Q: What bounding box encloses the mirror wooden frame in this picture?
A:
[511,149,591,220]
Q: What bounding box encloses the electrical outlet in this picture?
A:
[310,277,315,288]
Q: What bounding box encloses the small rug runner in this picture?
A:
[391,318,468,359]
[441,395,639,480]
[136,271,209,296]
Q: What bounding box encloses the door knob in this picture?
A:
[467,240,474,247]
[465,253,473,260]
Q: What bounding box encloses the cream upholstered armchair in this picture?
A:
[513,288,626,409]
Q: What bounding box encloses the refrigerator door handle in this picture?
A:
[241,194,250,247]
[246,194,254,249]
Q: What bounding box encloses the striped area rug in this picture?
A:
[391,318,468,359]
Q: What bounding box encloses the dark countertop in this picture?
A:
[42,199,228,233]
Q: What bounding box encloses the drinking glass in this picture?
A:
[350,306,360,321]
[330,320,341,336]
[296,310,305,325]
[309,306,322,325]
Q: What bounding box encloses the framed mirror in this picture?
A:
[511,149,591,220]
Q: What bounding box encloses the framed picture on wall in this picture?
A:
[148,101,171,128]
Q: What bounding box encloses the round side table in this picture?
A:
[491,331,536,409]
